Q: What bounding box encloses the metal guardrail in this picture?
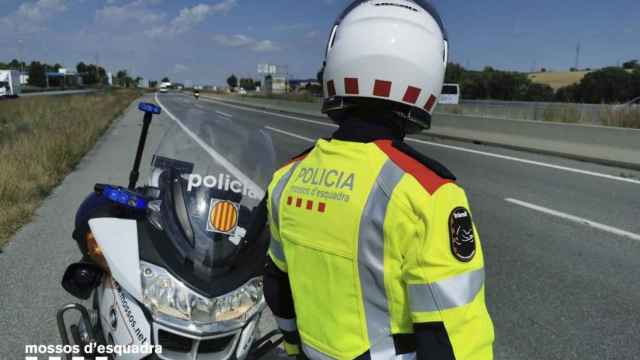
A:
[205,94,640,170]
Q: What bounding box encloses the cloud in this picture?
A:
[96,0,165,26]
[172,64,189,73]
[305,30,321,39]
[0,0,70,33]
[274,23,309,32]
[212,34,280,52]
[146,0,237,38]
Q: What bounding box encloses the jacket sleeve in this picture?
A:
[265,168,301,355]
[402,183,494,360]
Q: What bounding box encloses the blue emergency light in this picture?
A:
[138,102,162,115]
[103,186,148,210]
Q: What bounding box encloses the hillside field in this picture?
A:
[528,71,590,90]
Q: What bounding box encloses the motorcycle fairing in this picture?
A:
[89,218,143,301]
[97,277,153,360]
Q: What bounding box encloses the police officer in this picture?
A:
[264,1,494,359]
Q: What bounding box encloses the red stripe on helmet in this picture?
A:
[344,78,359,95]
[424,95,437,112]
[373,80,392,97]
[403,86,421,104]
[327,80,336,97]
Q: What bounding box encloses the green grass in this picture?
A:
[0,90,142,248]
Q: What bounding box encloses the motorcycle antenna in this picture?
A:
[129,102,162,190]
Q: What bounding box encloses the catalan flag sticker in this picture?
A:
[207,199,239,234]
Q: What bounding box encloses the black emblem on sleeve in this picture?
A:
[449,207,476,262]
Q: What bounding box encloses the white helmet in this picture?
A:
[321,0,448,131]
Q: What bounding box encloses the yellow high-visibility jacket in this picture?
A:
[267,138,494,360]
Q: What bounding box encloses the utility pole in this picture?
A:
[96,52,101,87]
[18,39,25,74]
[575,41,581,70]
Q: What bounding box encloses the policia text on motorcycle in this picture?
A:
[263,1,495,359]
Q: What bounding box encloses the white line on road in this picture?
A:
[266,126,315,143]
[215,110,233,118]
[212,97,640,186]
[407,138,640,185]
[505,198,640,242]
[154,94,265,198]
[203,96,338,128]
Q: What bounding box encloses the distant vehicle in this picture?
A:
[623,96,640,108]
[159,83,170,93]
[439,83,460,105]
[613,97,640,112]
[0,70,21,98]
[238,87,248,95]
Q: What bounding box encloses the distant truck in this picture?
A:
[439,83,460,105]
[0,70,21,98]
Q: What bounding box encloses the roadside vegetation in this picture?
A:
[0,90,142,248]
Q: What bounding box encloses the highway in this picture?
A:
[1,92,639,359]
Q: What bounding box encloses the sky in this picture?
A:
[0,0,638,85]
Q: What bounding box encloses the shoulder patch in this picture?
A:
[374,140,455,194]
[449,207,476,262]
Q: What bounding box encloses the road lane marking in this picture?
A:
[202,96,338,128]
[505,198,640,242]
[213,98,640,185]
[266,126,315,143]
[215,110,232,118]
[407,138,640,185]
[154,94,265,198]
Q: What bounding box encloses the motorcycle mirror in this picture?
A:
[61,262,103,300]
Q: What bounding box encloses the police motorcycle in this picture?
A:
[57,102,283,359]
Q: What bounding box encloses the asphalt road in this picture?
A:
[1,92,639,359]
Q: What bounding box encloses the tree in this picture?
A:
[445,63,465,84]
[115,70,134,87]
[149,80,158,88]
[76,62,106,86]
[227,74,238,89]
[8,59,26,71]
[28,61,47,87]
[239,78,257,91]
[161,77,170,83]
[555,67,640,103]
[622,60,639,70]
[316,67,324,88]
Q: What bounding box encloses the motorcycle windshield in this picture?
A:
[144,107,276,296]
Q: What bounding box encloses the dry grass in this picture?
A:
[599,108,640,129]
[528,71,590,90]
[0,90,141,248]
[542,105,581,123]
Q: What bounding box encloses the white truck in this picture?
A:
[439,83,461,105]
[0,70,22,98]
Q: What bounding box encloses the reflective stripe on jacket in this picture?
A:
[267,138,494,360]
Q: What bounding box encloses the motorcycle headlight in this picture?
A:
[140,261,262,324]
